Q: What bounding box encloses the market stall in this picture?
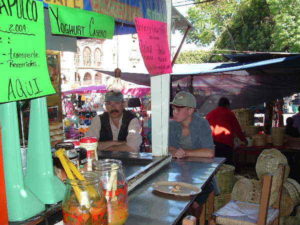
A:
[0,1,228,225]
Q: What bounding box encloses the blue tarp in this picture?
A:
[97,55,300,112]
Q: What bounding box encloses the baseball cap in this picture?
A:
[105,91,124,102]
[170,91,196,108]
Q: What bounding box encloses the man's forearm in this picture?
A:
[105,143,135,152]
[185,148,215,158]
[98,141,123,150]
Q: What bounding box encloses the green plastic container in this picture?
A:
[25,97,65,204]
[0,102,45,221]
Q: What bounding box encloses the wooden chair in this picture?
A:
[209,165,285,225]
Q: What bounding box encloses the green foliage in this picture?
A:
[267,0,300,52]
[186,0,300,53]
[176,50,227,64]
[187,0,239,46]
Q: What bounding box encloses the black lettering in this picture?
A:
[8,0,17,16]
[16,79,27,98]
[89,17,94,35]
[31,0,37,21]
[50,6,60,32]
[0,0,10,15]
[8,78,16,100]
[33,78,42,94]
[25,80,34,96]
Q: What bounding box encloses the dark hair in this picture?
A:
[218,97,230,107]
[298,106,300,112]
[286,117,294,126]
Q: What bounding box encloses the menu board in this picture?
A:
[49,4,115,39]
[0,0,55,103]
[135,18,172,75]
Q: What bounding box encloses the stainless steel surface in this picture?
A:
[98,151,171,191]
[126,157,225,225]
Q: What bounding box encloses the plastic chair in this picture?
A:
[209,165,285,225]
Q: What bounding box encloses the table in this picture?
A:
[10,157,225,225]
[127,157,225,225]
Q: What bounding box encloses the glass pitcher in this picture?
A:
[93,159,128,225]
[62,172,108,225]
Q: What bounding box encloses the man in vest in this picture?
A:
[86,91,142,152]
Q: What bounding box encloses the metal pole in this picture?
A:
[171,25,192,66]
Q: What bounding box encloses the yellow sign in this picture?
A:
[44,0,83,9]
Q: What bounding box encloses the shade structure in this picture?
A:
[62,85,150,98]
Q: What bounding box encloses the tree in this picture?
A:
[186,0,300,53]
[176,50,227,64]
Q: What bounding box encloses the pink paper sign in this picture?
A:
[135,18,173,75]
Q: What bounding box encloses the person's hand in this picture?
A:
[173,148,187,159]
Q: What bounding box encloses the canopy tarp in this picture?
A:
[97,55,300,112]
[62,85,150,98]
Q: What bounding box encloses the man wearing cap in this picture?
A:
[169,91,215,158]
[168,91,217,219]
[86,91,142,152]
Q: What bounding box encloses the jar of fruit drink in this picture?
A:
[93,159,128,225]
[62,172,108,225]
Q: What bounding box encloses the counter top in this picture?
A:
[9,156,225,225]
[127,157,225,225]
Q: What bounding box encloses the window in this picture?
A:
[94,48,102,67]
[83,47,91,66]
[74,48,80,66]
[83,72,92,85]
[74,72,81,83]
[95,72,102,84]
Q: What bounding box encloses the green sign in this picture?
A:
[49,4,115,39]
[0,0,55,103]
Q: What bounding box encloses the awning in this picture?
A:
[62,85,150,97]
[96,55,300,112]
[97,55,300,86]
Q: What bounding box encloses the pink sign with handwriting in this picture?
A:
[135,18,172,75]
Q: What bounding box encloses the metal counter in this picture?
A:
[126,157,225,225]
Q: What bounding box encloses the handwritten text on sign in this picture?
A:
[135,18,172,75]
[43,0,83,9]
[49,4,115,39]
[0,0,55,103]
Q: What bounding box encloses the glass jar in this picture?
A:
[62,172,108,225]
[93,159,128,225]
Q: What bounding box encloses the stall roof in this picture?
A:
[172,7,193,30]
[96,55,300,86]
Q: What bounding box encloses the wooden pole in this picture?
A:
[0,127,9,224]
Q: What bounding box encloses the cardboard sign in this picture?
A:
[135,18,172,75]
[49,4,115,39]
[90,0,142,23]
[0,0,56,103]
[43,0,84,8]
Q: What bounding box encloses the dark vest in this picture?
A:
[99,110,137,142]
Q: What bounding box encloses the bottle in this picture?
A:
[80,137,98,172]
[62,171,108,225]
[93,159,128,225]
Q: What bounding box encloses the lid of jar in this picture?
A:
[65,139,80,147]
[55,142,74,150]
[80,137,97,143]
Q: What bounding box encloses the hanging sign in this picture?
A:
[42,0,84,8]
[0,0,55,103]
[90,0,142,23]
[135,18,172,75]
[49,4,115,39]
